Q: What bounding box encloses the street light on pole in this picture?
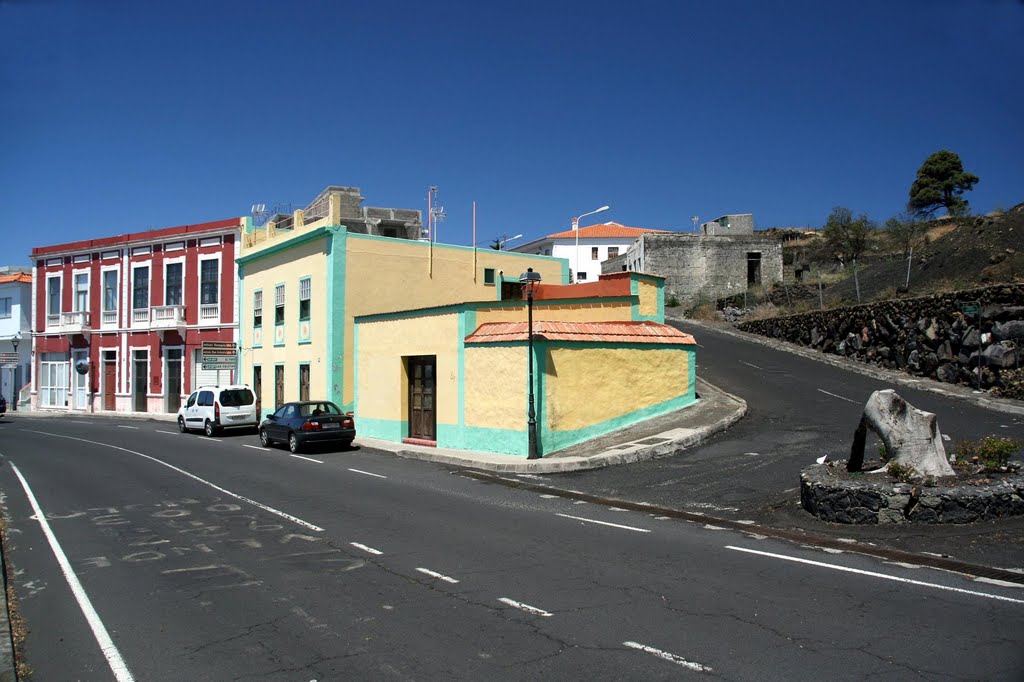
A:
[519,267,542,459]
[10,331,20,412]
[573,205,610,283]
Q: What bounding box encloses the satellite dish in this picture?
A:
[75,359,91,375]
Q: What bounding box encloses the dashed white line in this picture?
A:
[70,420,91,424]
[116,425,139,430]
[539,494,559,499]
[498,598,552,617]
[348,468,387,479]
[242,444,266,451]
[816,388,859,404]
[740,361,763,370]
[555,513,651,533]
[290,454,323,464]
[155,430,180,436]
[350,542,383,555]
[10,463,136,681]
[21,429,323,532]
[623,641,711,672]
[726,546,1024,605]
[199,436,222,442]
[416,568,459,584]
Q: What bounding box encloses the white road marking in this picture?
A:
[21,429,323,532]
[290,454,323,464]
[498,597,552,617]
[70,420,91,424]
[242,444,266,451]
[740,361,763,370]
[10,463,136,682]
[726,546,1024,605]
[816,388,858,404]
[199,436,222,442]
[350,542,382,555]
[116,425,139,430]
[555,513,651,533]
[539,494,559,499]
[348,468,387,479]
[416,568,460,584]
[623,641,711,672]
[155,430,179,436]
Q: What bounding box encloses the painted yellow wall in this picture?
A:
[545,347,689,432]
[473,300,632,326]
[637,278,659,317]
[342,235,564,407]
[464,345,527,430]
[355,313,460,423]
[242,236,330,410]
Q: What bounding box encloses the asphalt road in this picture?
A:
[1,416,1023,680]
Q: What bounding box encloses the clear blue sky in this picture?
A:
[2,0,1022,261]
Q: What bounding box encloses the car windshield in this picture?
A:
[220,389,255,407]
[298,403,341,417]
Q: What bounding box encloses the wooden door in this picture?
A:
[133,355,148,412]
[408,356,436,441]
[165,349,182,413]
[103,359,116,411]
[274,365,284,409]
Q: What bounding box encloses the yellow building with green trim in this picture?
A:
[236,190,567,415]
[354,272,698,457]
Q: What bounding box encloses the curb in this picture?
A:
[672,315,1024,416]
[2,410,176,423]
[360,380,747,474]
[0,486,17,682]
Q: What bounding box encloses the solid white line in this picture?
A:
[416,568,459,584]
[817,388,858,404]
[350,542,382,555]
[70,420,91,424]
[498,597,553,617]
[740,361,763,370]
[348,468,386,479]
[242,444,266,451]
[10,463,135,681]
[199,436,222,442]
[290,454,323,464]
[155,430,179,436]
[555,513,651,533]
[726,546,1024,605]
[21,429,323,532]
[623,641,711,672]
[116,425,139,430]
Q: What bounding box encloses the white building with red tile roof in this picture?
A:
[512,222,671,283]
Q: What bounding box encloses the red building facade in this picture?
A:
[31,218,242,413]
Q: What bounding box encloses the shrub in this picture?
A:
[887,461,917,482]
[687,302,718,320]
[667,295,680,308]
[955,437,1020,471]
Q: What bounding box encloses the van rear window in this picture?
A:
[219,389,255,406]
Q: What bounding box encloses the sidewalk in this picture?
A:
[3,408,176,423]
[358,378,746,473]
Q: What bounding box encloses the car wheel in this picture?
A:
[204,420,216,437]
[259,429,271,447]
[288,433,300,454]
[178,417,187,433]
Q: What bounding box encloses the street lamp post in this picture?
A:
[10,331,20,411]
[572,205,610,283]
[519,267,542,459]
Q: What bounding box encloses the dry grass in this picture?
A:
[687,302,719,320]
[745,302,780,321]
[0,515,30,679]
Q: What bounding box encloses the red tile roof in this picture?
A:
[465,321,696,345]
[0,274,31,285]
[545,222,671,240]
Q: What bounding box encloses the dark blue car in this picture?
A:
[259,401,355,454]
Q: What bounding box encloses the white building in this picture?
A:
[0,268,32,409]
[513,222,670,282]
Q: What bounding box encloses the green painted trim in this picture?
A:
[243,216,254,234]
[457,311,466,429]
[544,391,697,455]
[358,415,406,442]
[629,272,665,322]
[347,231,561,263]
[483,267,496,286]
[236,226,331,265]
[251,286,262,348]
[353,296,635,325]
[536,340,548,455]
[327,226,349,411]
[353,319,359,417]
[560,258,570,284]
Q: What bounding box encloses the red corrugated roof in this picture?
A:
[465,320,696,345]
[0,274,31,284]
[545,222,671,240]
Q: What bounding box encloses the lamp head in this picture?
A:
[519,267,542,297]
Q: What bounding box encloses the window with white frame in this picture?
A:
[299,277,310,321]
[47,276,61,320]
[73,272,89,312]
[133,265,150,310]
[165,262,183,306]
[253,290,263,328]
[200,259,218,305]
[274,284,285,325]
[0,297,10,318]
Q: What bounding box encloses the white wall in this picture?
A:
[551,237,639,283]
[0,281,32,406]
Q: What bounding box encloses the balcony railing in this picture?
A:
[58,311,91,335]
[151,305,186,330]
[132,308,150,327]
[101,310,117,326]
[46,313,59,330]
[199,304,220,323]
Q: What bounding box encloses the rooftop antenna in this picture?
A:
[252,203,269,227]
[428,185,446,242]
[692,215,699,232]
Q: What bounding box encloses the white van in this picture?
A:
[178,385,258,436]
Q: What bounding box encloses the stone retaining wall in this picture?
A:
[738,284,1024,391]
[801,463,1024,524]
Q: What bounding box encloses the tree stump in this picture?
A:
[848,389,954,477]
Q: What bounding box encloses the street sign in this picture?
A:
[961,304,980,315]
[201,341,237,362]
[202,341,236,350]
[0,353,18,363]
[201,348,237,357]
[202,359,236,370]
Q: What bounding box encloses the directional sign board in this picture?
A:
[202,358,237,370]
[201,341,237,361]
[961,304,980,316]
[0,353,18,364]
